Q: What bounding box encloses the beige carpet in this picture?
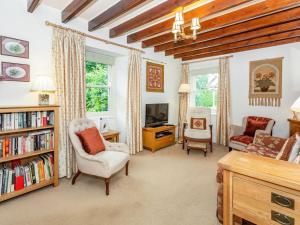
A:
[0,144,227,225]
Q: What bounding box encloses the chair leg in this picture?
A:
[187,148,190,155]
[72,171,81,185]
[182,139,185,149]
[229,147,232,152]
[210,141,213,152]
[125,161,129,176]
[104,178,110,196]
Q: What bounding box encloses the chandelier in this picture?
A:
[172,10,200,42]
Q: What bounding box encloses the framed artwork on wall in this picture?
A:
[249,57,283,107]
[1,62,30,82]
[146,62,164,93]
[0,36,29,58]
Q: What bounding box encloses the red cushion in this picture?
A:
[76,127,105,155]
[244,117,270,137]
[230,135,254,145]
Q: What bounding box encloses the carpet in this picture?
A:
[0,144,227,225]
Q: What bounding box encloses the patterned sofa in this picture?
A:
[216,133,291,223]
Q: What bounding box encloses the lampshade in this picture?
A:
[172,23,181,34]
[31,75,56,92]
[178,83,191,93]
[291,96,300,112]
[174,11,184,25]
[191,18,200,30]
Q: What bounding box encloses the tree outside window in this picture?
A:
[86,61,110,112]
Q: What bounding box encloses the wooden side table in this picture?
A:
[288,119,300,136]
[102,130,120,142]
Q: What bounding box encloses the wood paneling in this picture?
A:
[109,0,199,38]
[27,0,40,13]
[62,0,94,23]
[165,20,300,56]
[88,0,147,31]
[175,29,300,58]
[142,0,300,47]
[152,6,300,51]
[126,0,251,43]
[182,37,300,61]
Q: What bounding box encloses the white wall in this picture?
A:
[230,42,300,138]
[0,0,182,176]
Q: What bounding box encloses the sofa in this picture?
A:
[217,133,300,223]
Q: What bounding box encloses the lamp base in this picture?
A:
[38,93,50,106]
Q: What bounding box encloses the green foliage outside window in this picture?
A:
[195,74,217,108]
[86,61,109,112]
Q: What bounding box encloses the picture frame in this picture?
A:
[1,62,30,82]
[146,62,164,93]
[0,36,29,58]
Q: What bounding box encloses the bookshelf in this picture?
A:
[0,105,59,202]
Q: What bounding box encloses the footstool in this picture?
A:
[187,141,208,157]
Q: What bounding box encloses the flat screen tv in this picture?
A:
[145,103,169,127]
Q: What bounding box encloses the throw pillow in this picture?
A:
[190,118,206,130]
[293,153,300,164]
[244,119,269,137]
[288,133,300,162]
[76,127,105,155]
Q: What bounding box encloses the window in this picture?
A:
[190,73,218,111]
[86,61,111,112]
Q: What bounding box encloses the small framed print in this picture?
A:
[146,62,164,93]
[1,62,30,82]
[0,36,29,58]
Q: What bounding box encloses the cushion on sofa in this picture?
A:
[244,117,270,137]
[230,135,254,145]
[254,133,286,151]
[243,143,279,158]
[76,127,105,155]
[288,133,300,162]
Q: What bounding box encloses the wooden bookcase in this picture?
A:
[0,105,59,202]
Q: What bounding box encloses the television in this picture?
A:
[145,103,169,127]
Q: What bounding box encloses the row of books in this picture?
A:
[0,111,55,131]
[0,130,54,159]
[0,153,54,196]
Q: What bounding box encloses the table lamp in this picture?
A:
[291,96,300,120]
[31,75,56,106]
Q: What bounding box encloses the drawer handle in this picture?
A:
[271,192,295,210]
[271,211,294,225]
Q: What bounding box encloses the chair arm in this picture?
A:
[105,142,130,154]
[229,124,244,138]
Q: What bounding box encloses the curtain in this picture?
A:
[127,50,143,155]
[52,28,86,178]
[216,58,231,146]
[178,64,190,143]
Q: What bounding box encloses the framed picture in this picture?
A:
[0,36,29,58]
[146,62,164,93]
[249,57,283,107]
[1,62,30,82]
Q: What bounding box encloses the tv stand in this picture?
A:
[142,125,176,152]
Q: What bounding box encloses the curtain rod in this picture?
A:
[45,21,145,54]
[182,55,233,65]
[142,57,167,65]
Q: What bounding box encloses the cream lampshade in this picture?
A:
[31,75,56,106]
[291,96,300,120]
[178,83,191,93]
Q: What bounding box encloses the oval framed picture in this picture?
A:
[1,62,30,82]
[0,36,29,58]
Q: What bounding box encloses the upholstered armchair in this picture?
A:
[182,107,213,152]
[229,116,275,151]
[68,118,130,195]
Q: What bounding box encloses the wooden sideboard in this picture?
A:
[218,151,300,225]
[288,119,300,136]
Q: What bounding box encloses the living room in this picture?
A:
[0,0,300,225]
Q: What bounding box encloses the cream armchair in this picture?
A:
[68,118,130,195]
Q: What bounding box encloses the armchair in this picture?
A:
[182,107,213,153]
[68,118,130,195]
[229,116,275,151]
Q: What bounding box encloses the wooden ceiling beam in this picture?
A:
[109,0,199,38]
[62,0,94,23]
[182,37,300,61]
[127,0,251,43]
[27,0,40,13]
[88,0,147,31]
[152,6,300,51]
[142,0,300,47]
[176,29,300,58]
[167,20,300,56]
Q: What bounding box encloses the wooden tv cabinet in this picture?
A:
[143,125,176,152]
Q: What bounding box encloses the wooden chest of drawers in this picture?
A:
[219,151,300,225]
